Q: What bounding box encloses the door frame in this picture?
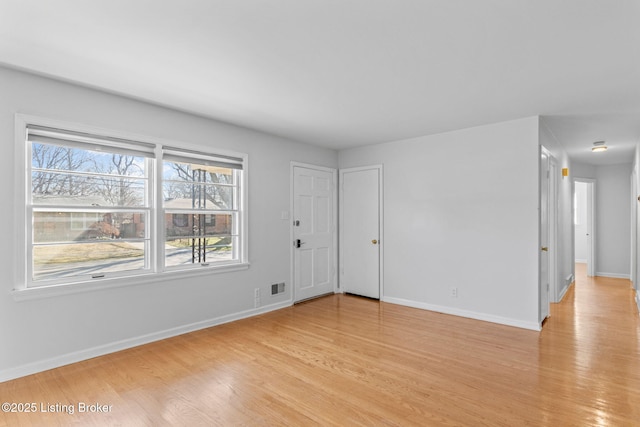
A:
[338,165,384,298]
[290,162,338,302]
[573,178,596,277]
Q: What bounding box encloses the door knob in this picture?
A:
[372,239,378,244]
[541,246,548,252]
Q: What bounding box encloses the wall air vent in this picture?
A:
[271,282,285,295]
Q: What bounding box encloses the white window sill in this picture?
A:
[11,262,250,302]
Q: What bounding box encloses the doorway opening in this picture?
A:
[574,179,595,278]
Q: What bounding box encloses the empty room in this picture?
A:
[1,1,639,425]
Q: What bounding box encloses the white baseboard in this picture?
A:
[382,297,541,331]
[0,300,292,383]
[636,291,640,313]
[596,272,631,279]
[557,282,572,302]
[555,274,574,303]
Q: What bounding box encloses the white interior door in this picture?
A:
[340,166,381,299]
[540,149,550,322]
[292,165,336,302]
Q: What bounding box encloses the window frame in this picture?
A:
[13,114,249,300]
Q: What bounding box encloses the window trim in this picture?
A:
[13,114,249,300]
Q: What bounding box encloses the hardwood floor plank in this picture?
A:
[1,267,639,426]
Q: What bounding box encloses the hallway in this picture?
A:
[539,263,640,424]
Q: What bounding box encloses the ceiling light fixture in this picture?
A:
[592,141,607,153]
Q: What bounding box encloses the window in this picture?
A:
[162,147,243,269]
[19,116,247,291]
[70,212,101,230]
[27,125,154,284]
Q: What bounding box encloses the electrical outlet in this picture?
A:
[451,287,458,298]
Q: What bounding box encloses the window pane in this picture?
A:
[31,142,146,177]
[164,213,235,267]
[165,236,236,267]
[31,142,148,209]
[163,160,235,210]
[33,211,146,243]
[32,171,147,207]
[33,242,146,281]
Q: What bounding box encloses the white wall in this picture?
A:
[339,117,541,330]
[571,162,596,180]
[574,182,588,262]
[596,164,632,278]
[0,66,338,381]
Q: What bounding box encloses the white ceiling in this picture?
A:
[1,1,639,165]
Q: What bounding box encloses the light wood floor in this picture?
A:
[1,266,639,426]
